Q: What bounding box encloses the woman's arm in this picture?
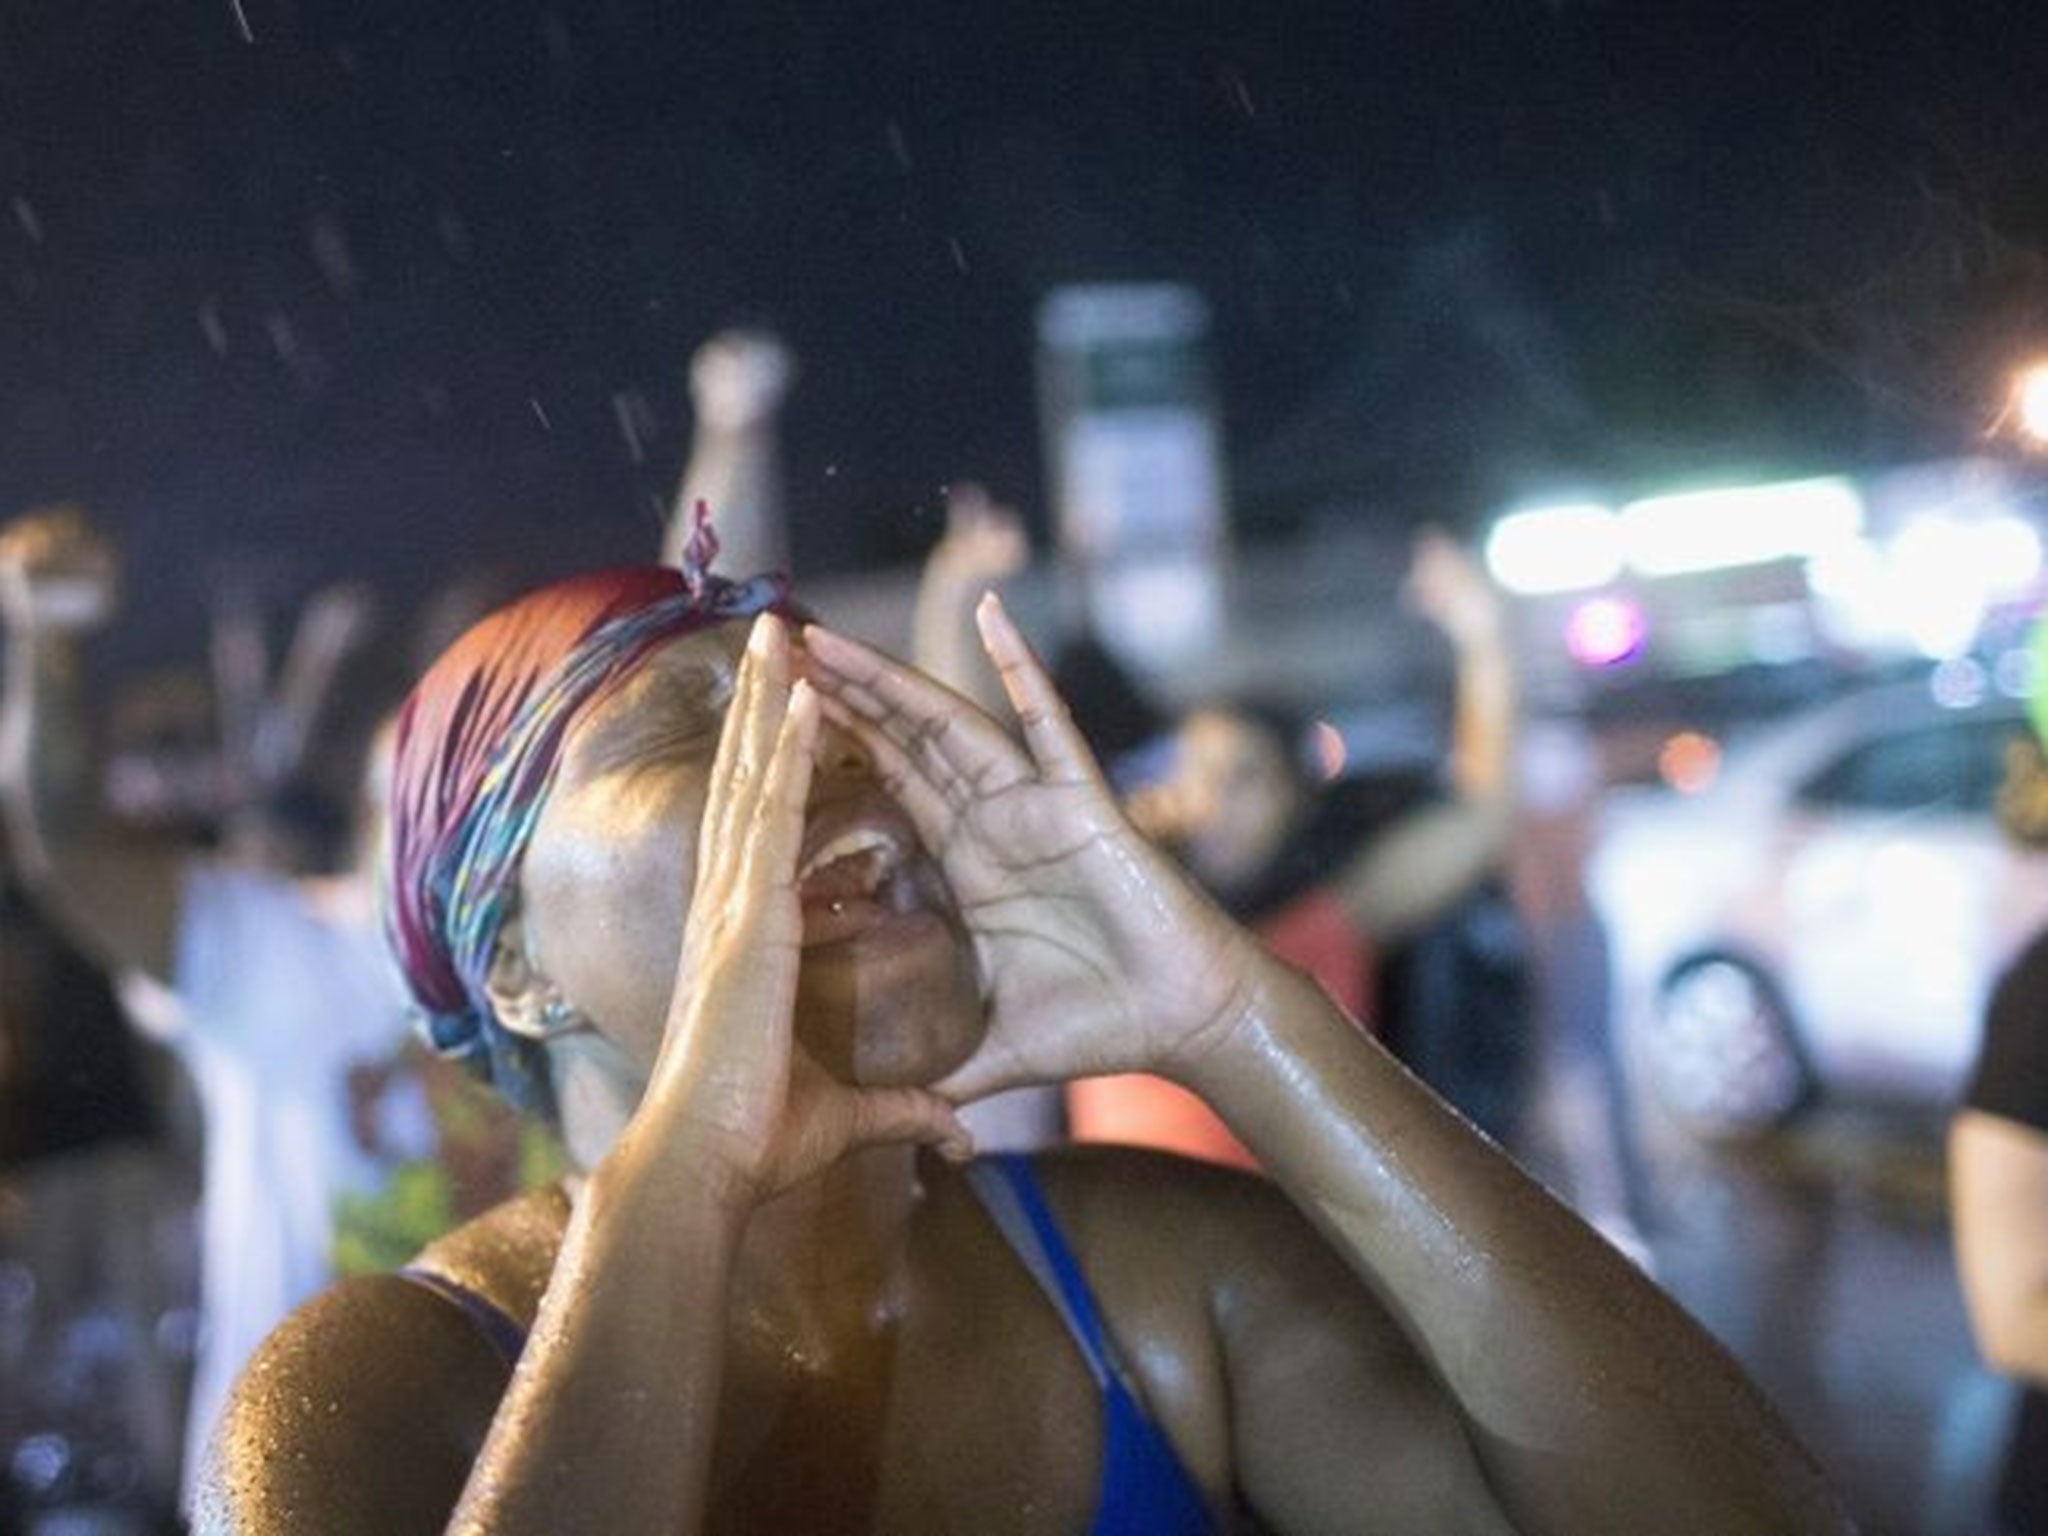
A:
[1181,954,1848,1533]
[805,601,1852,1536]
[0,510,183,982]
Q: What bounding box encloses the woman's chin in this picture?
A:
[794,920,986,1088]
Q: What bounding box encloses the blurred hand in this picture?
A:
[291,582,380,672]
[688,329,796,435]
[926,484,1029,587]
[1404,526,1502,649]
[0,507,119,633]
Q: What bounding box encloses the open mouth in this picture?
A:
[795,823,936,948]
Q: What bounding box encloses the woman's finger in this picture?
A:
[836,1085,975,1164]
[813,692,962,848]
[703,614,789,861]
[803,623,1031,801]
[974,593,1107,789]
[739,679,820,906]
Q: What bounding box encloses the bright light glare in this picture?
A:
[1564,596,1646,666]
[2018,362,2048,442]
[1977,514,2043,592]
[1892,519,1991,659]
[1620,477,1863,577]
[1483,504,1621,594]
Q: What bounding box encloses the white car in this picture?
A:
[1586,678,2048,1139]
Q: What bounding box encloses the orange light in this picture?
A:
[1310,719,1348,782]
[2017,361,2048,443]
[1658,731,1721,794]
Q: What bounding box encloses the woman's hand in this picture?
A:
[630,615,969,1204]
[803,597,1265,1103]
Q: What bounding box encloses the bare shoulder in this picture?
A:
[411,1180,572,1332]
[194,1187,571,1536]
[1023,1145,1404,1333]
[1023,1147,1500,1533]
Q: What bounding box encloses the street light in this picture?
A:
[2014,360,2048,443]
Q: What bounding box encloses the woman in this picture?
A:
[197,545,1849,1534]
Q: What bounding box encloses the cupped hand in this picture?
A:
[802,598,1265,1104]
[634,615,969,1204]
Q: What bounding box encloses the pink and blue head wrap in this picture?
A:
[385,514,795,1110]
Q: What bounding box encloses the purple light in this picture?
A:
[1565,596,1647,667]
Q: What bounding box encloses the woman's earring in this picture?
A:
[535,992,588,1041]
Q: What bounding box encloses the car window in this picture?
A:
[1794,719,2023,816]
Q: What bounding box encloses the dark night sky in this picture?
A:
[8,0,2048,670]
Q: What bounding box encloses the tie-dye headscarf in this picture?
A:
[386,513,795,1111]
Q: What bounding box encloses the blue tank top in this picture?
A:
[401,1155,1216,1535]
[964,1154,1217,1535]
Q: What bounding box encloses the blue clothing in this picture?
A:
[966,1154,1217,1536]
[398,1155,1216,1535]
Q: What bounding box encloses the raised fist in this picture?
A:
[927,483,1029,586]
[688,329,796,435]
[1404,526,1503,649]
[0,506,119,633]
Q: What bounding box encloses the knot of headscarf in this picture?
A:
[386,510,794,1110]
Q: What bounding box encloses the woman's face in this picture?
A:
[1166,708,1304,892]
[514,625,985,1088]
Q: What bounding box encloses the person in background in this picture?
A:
[0,821,186,1528]
[1950,696,2048,1536]
[200,550,1851,1534]
[0,507,417,1517]
[1953,925,2048,1536]
[1508,712,1655,1266]
[1070,525,1528,1166]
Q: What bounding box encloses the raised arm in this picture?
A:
[1329,526,1518,944]
[910,482,1028,719]
[803,602,1852,1536]
[0,509,183,983]
[659,330,795,575]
